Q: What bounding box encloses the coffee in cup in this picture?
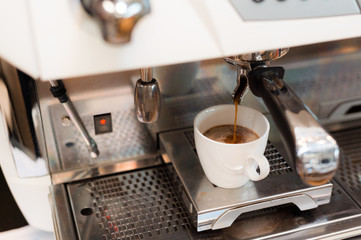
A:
[203,124,259,144]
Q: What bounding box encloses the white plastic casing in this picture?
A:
[0,0,361,80]
[0,109,53,232]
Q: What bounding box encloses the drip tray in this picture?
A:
[66,160,361,239]
[65,124,361,239]
[160,129,333,231]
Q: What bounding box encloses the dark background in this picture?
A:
[0,167,27,232]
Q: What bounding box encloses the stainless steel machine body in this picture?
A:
[3,38,361,239]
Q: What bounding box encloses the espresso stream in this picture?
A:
[233,102,238,142]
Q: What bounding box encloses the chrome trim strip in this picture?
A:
[51,154,163,184]
[49,184,77,240]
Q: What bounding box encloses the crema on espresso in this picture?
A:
[203,124,259,144]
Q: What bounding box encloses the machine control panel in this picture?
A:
[229,0,360,21]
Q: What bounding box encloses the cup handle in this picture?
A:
[245,153,270,181]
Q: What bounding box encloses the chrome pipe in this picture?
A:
[49,80,99,159]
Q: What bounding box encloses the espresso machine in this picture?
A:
[2,0,361,239]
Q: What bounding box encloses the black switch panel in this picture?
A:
[94,113,112,135]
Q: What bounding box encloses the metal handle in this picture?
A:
[81,0,151,43]
[211,194,318,230]
[247,66,339,186]
[134,68,161,123]
[50,80,99,159]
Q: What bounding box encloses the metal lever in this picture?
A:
[81,0,151,43]
[247,66,339,186]
[49,80,99,159]
[134,68,160,123]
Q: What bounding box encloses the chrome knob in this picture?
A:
[134,68,161,123]
[81,0,151,43]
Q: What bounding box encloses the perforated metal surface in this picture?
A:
[333,126,361,206]
[79,109,155,163]
[67,161,361,240]
[284,52,361,119]
[68,166,202,240]
[69,164,305,240]
[92,168,191,239]
[183,130,293,176]
[264,142,293,176]
[53,107,156,168]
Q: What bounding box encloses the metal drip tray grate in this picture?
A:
[264,143,293,176]
[65,127,361,239]
[68,166,194,240]
[333,126,361,206]
[66,161,361,239]
[160,128,333,231]
[183,130,292,176]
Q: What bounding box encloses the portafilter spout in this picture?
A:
[224,49,339,186]
[224,49,289,104]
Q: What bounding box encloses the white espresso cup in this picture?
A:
[194,104,270,188]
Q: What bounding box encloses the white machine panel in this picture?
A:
[1,0,361,80]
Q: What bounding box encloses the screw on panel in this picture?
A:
[62,116,71,126]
